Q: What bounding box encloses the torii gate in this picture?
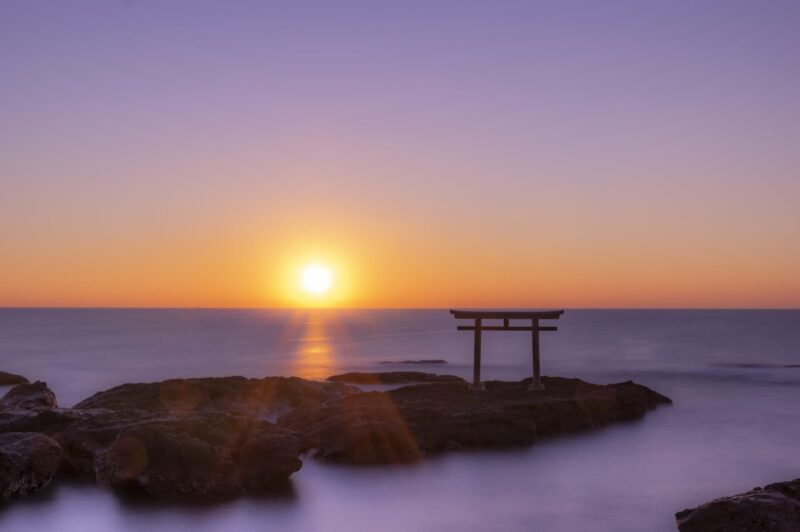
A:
[450,309,565,391]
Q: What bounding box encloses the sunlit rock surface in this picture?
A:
[676,479,800,532]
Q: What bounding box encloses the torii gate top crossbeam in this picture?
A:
[449,310,564,320]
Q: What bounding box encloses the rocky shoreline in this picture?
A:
[1,372,670,503]
[677,479,800,532]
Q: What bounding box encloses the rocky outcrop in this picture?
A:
[74,376,356,416]
[280,376,671,465]
[0,373,672,501]
[1,381,58,409]
[95,415,301,499]
[0,432,63,499]
[326,372,465,385]
[676,479,800,532]
[0,378,335,499]
[0,371,28,386]
[281,391,423,464]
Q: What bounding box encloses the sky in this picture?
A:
[1,0,798,308]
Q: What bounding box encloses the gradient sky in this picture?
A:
[1,0,798,308]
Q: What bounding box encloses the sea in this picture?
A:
[0,308,798,532]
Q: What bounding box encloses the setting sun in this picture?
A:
[300,264,333,296]
[273,252,352,307]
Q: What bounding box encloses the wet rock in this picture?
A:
[279,376,671,465]
[326,372,465,385]
[676,479,800,532]
[0,371,28,386]
[0,432,63,499]
[95,414,301,499]
[1,381,58,409]
[74,376,356,417]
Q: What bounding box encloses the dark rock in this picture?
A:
[95,414,301,499]
[326,372,465,385]
[0,377,323,498]
[676,479,800,532]
[1,381,58,409]
[279,376,671,465]
[237,426,303,491]
[279,391,422,465]
[0,373,673,500]
[0,432,63,499]
[0,371,28,386]
[0,407,102,438]
[54,409,153,478]
[0,377,317,497]
[0,384,93,473]
[74,376,356,416]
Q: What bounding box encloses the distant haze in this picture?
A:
[1,0,798,308]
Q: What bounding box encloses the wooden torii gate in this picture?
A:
[450,309,565,391]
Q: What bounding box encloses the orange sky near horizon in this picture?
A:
[2,2,799,309]
[3,188,798,308]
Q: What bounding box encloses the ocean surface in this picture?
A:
[0,308,799,531]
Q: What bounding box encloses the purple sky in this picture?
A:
[1,1,798,307]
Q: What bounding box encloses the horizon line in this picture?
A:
[1,306,798,311]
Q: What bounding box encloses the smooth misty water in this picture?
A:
[0,309,799,532]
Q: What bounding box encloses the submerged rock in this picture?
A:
[676,479,800,532]
[326,372,465,385]
[0,432,63,499]
[1,381,58,409]
[279,376,671,465]
[0,371,28,386]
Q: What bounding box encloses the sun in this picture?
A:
[300,264,332,296]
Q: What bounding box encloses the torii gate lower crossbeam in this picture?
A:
[450,310,565,391]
